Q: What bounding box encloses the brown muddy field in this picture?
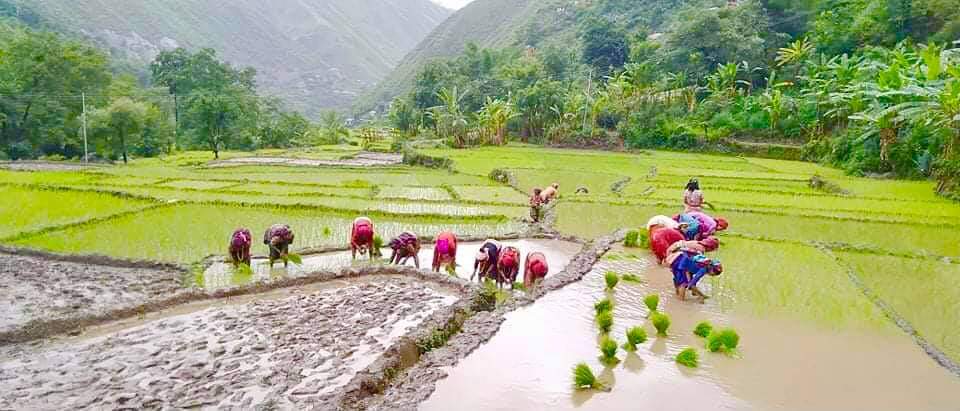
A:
[0,252,183,342]
[0,276,457,409]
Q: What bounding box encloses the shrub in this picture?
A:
[596,310,613,334]
[651,311,671,336]
[621,274,642,283]
[693,321,713,338]
[623,326,647,351]
[594,298,613,314]
[599,336,620,365]
[676,347,699,368]
[605,271,620,289]
[572,363,603,390]
[644,294,659,313]
[706,328,740,353]
[624,230,640,247]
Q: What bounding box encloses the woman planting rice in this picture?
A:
[529,188,544,222]
[497,246,521,289]
[388,232,421,268]
[523,251,549,288]
[683,178,704,212]
[228,228,252,266]
[685,211,729,239]
[540,183,560,204]
[649,225,687,264]
[666,236,720,255]
[675,213,702,240]
[646,215,680,231]
[263,224,295,267]
[351,216,376,260]
[472,239,502,282]
[665,251,723,302]
[432,231,458,273]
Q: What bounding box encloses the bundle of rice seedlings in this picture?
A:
[706,328,740,353]
[644,294,659,313]
[651,311,671,336]
[594,298,613,314]
[599,336,620,365]
[638,230,650,248]
[621,274,643,283]
[285,253,303,265]
[622,326,648,351]
[624,230,640,247]
[596,310,614,334]
[676,347,699,368]
[572,363,603,390]
[693,321,713,338]
[605,271,620,289]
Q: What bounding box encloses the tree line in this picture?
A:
[388,0,960,198]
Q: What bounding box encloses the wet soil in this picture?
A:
[208,152,403,168]
[0,252,182,342]
[0,276,457,409]
[421,256,960,411]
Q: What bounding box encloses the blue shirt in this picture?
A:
[671,253,708,288]
[677,214,701,241]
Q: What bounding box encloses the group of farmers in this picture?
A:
[646,178,728,302]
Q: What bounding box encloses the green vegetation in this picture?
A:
[0,186,155,239]
[644,294,660,313]
[596,310,614,334]
[604,271,620,289]
[621,274,643,283]
[652,312,671,336]
[706,328,741,353]
[676,348,699,368]
[624,230,640,247]
[623,326,648,352]
[599,336,620,365]
[594,298,613,315]
[572,362,603,390]
[694,321,714,338]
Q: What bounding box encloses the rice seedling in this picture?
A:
[322,227,332,236]
[596,310,614,334]
[651,311,671,336]
[377,186,452,201]
[0,186,155,239]
[622,326,647,351]
[604,271,620,290]
[624,230,640,247]
[676,347,699,368]
[594,298,613,314]
[599,336,620,365]
[284,253,303,265]
[693,321,713,338]
[644,294,659,313]
[621,274,643,283]
[512,281,526,291]
[706,328,740,353]
[572,363,604,390]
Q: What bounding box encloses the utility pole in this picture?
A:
[82,92,88,163]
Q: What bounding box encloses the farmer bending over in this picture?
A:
[228,228,252,266]
[388,232,421,268]
[666,236,720,255]
[529,188,543,222]
[472,239,502,282]
[264,224,295,267]
[540,183,560,204]
[665,252,723,302]
[351,216,376,260]
[497,246,521,289]
[684,211,729,239]
[432,231,458,273]
[523,251,549,289]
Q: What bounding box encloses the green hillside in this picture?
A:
[13,0,450,116]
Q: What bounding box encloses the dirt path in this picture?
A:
[208,152,403,168]
[0,252,183,343]
[0,276,456,409]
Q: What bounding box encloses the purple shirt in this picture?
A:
[686,211,717,237]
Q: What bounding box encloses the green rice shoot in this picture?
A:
[284,253,303,265]
[644,294,660,313]
[596,310,614,334]
[599,336,620,365]
[604,271,620,290]
[572,363,604,390]
[706,328,741,353]
[621,274,643,283]
[676,347,699,368]
[623,326,647,351]
[652,311,671,336]
[624,230,640,247]
[693,321,714,338]
[594,298,613,314]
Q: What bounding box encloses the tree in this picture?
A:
[579,17,630,78]
[388,98,418,136]
[90,98,148,164]
[319,111,349,144]
[478,97,518,145]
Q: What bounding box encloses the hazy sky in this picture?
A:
[431,0,473,10]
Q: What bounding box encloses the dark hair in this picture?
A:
[533,188,542,195]
[685,178,700,192]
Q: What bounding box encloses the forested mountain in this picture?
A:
[7,0,451,116]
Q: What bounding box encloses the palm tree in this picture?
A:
[776,37,816,70]
[429,87,469,147]
[319,111,349,144]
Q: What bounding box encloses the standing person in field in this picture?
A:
[432,231,458,273]
[683,178,704,212]
[540,183,560,204]
[523,251,549,288]
[264,224,295,267]
[350,216,376,260]
[497,245,521,289]
[665,252,723,302]
[228,228,252,266]
[472,239,502,282]
[388,231,421,268]
[529,188,544,222]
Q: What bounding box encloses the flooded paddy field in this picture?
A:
[0,276,458,409]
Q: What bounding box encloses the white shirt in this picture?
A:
[646,215,679,230]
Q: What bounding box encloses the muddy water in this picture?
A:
[202,239,582,290]
[422,256,960,411]
[0,276,458,409]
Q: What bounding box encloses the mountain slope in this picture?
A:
[16,0,451,116]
